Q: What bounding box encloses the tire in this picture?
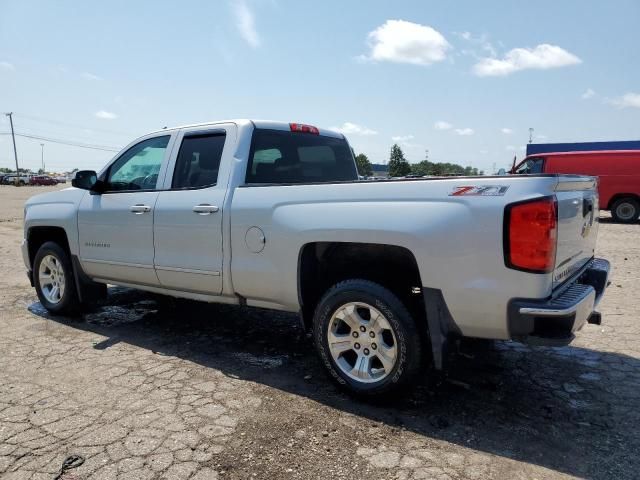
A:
[313,279,422,397]
[33,241,80,315]
[611,197,640,223]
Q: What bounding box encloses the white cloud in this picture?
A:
[329,122,378,136]
[82,72,102,81]
[232,0,260,48]
[457,31,497,57]
[581,88,595,99]
[362,20,451,65]
[0,61,15,71]
[473,44,581,77]
[95,110,118,120]
[434,120,452,130]
[501,128,513,134]
[391,134,414,142]
[455,128,475,136]
[608,92,640,109]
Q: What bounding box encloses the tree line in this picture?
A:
[355,144,483,177]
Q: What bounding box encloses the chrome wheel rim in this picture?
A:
[38,254,65,304]
[616,202,636,221]
[327,302,398,383]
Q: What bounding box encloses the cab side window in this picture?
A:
[106,136,170,191]
[172,133,226,189]
[515,157,544,174]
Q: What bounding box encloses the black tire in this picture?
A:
[610,197,640,223]
[313,279,422,397]
[33,241,80,315]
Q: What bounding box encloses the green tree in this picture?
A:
[354,153,373,177]
[410,160,432,176]
[388,144,411,177]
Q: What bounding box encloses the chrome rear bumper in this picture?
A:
[508,258,610,346]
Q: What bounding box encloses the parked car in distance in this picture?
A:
[23,119,610,397]
[512,150,640,223]
[2,174,32,185]
[30,175,59,186]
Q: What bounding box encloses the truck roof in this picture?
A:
[527,140,640,156]
[147,119,345,139]
[526,150,640,158]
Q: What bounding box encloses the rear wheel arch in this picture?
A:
[606,193,640,210]
[297,242,428,347]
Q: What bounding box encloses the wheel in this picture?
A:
[33,241,79,315]
[313,279,422,397]
[611,197,639,223]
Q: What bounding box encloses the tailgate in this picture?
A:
[553,176,599,289]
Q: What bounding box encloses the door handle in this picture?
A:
[193,204,219,215]
[130,204,151,214]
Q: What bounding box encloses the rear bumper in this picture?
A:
[508,258,610,346]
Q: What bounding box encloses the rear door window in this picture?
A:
[246,129,358,184]
[172,133,226,189]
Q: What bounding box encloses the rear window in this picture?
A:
[245,129,358,184]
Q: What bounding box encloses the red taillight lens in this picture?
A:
[505,196,557,273]
[289,123,319,135]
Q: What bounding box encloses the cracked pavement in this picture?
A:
[1,185,638,479]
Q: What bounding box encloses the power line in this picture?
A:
[13,112,132,137]
[0,131,121,152]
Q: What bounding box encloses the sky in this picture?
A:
[1,0,639,173]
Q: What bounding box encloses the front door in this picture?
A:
[153,125,235,294]
[78,134,174,285]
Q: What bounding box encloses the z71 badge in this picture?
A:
[449,185,509,196]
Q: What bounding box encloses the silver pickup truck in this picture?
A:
[22,119,610,396]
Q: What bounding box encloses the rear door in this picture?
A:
[152,124,236,294]
[553,176,599,288]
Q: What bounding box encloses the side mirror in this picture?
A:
[72,170,98,191]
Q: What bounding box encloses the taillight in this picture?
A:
[289,123,319,135]
[504,196,557,273]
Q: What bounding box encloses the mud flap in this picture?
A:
[423,288,462,370]
[71,255,107,306]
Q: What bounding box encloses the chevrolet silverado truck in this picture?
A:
[22,120,610,396]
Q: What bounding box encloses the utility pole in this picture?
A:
[528,127,534,144]
[5,112,19,185]
[40,143,45,172]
